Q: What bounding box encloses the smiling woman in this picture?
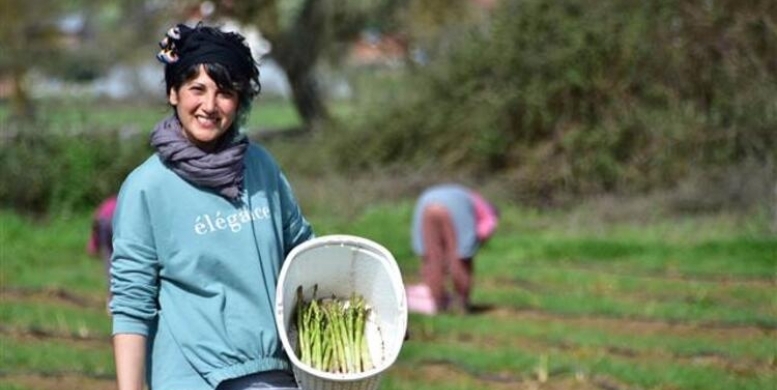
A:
[110,22,314,390]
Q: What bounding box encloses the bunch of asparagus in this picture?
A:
[295,285,374,374]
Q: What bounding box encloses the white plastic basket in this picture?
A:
[275,235,408,390]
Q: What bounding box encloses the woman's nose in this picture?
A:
[201,92,217,111]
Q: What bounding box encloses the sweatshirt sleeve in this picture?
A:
[110,181,160,336]
[278,171,314,256]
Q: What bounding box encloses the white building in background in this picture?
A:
[29,1,291,101]
[30,57,292,101]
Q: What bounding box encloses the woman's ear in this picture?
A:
[168,89,179,106]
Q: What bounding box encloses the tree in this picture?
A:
[208,0,372,131]
[171,0,481,133]
[333,0,777,200]
[0,0,163,122]
[0,0,65,121]
[209,0,403,132]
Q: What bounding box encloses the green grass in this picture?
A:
[1,335,113,373]
[2,97,303,136]
[1,213,106,293]
[330,204,776,389]
[1,198,775,389]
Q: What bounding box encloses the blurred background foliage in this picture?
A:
[334,0,776,198]
[0,0,775,218]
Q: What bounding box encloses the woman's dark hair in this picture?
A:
[158,23,261,127]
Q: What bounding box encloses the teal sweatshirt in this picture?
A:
[110,143,314,390]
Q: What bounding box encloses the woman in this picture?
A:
[110,23,314,390]
[408,184,498,315]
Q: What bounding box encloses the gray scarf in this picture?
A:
[150,115,248,200]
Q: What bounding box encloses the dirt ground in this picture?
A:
[3,291,772,390]
[2,363,631,390]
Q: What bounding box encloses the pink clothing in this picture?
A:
[471,191,498,241]
[87,196,117,256]
[95,196,117,220]
[406,284,439,315]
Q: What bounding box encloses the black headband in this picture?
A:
[157,23,257,81]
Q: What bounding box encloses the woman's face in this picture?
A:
[169,65,239,149]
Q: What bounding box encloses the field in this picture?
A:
[2,0,776,387]
[1,195,775,390]
[1,94,775,390]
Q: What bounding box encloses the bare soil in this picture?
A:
[3,289,773,390]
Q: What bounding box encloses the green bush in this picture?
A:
[331,0,777,200]
[0,123,150,214]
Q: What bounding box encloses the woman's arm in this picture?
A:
[113,333,147,390]
[110,183,158,390]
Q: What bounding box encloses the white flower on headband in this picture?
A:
[156,26,184,64]
[156,49,178,64]
[167,26,181,40]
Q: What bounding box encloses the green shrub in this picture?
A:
[330,0,777,200]
[0,123,150,214]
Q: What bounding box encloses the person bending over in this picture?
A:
[409,184,499,315]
